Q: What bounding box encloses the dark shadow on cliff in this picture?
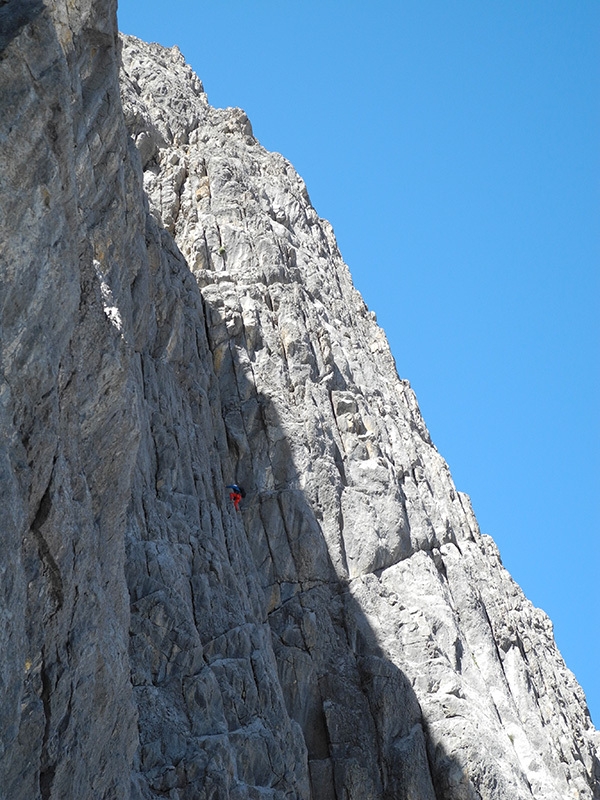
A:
[210,330,471,800]
[114,31,483,797]
[121,191,471,796]
[0,0,45,54]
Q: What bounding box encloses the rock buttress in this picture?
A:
[119,33,600,800]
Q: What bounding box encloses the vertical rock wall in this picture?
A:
[1,2,141,796]
[0,3,598,799]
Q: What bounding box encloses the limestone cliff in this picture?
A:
[0,2,598,799]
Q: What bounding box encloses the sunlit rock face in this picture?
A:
[1,3,598,798]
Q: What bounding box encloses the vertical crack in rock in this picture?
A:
[30,468,64,614]
[38,650,56,800]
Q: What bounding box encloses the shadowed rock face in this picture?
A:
[0,3,598,799]
[0,0,44,54]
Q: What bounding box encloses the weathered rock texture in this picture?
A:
[0,2,598,799]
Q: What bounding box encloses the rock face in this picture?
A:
[0,3,598,799]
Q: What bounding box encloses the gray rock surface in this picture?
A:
[0,2,598,798]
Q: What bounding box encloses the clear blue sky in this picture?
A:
[118,1,599,725]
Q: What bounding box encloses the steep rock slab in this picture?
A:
[120,35,599,800]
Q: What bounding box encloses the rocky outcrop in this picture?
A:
[0,3,598,799]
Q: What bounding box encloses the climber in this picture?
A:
[226,484,245,511]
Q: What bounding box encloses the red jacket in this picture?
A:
[229,491,242,511]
